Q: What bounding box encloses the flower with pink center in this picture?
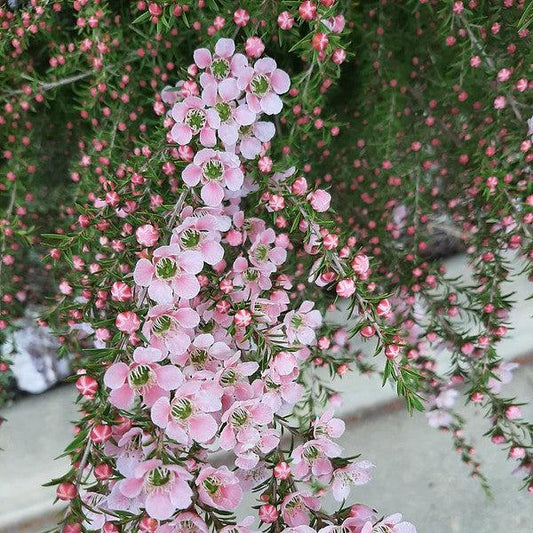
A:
[280,492,321,527]
[151,380,221,445]
[182,149,244,206]
[194,38,248,86]
[196,465,243,511]
[237,58,290,115]
[331,460,374,502]
[219,398,274,451]
[142,304,200,357]
[134,247,203,304]
[104,347,183,409]
[157,512,209,533]
[171,96,220,147]
[284,301,322,345]
[291,437,342,481]
[249,228,287,272]
[113,459,193,520]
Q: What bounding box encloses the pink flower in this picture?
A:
[182,149,244,206]
[352,254,370,276]
[313,409,345,439]
[157,512,209,533]
[488,362,518,393]
[194,38,248,85]
[196,466,243,510]
[331,461,374,502]
[291,437,342,481]
[142,304,200,357]
[220,516,259,533]
[151,380,221,445]
[237,120,275,159]
[171,96,220,146]
[134,247,202,304]
[361,514,417,533]
[244,36,265,58]
[284,301,322,345]
[113,459,193,520]
[104,347,183,409]
[237,58,290,115]
[336,278,355,298]
[115,311,141,334]
[280,492,321,527]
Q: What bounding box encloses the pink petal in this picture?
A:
[219,425,236,450]
[253,121,275,142]
[174,307,200,328]
[142,384,167,407]
[120,477,143,498]
[199,127,216,147]
[215,37,235,58]
[201,181,224,207]
[254,57,276,74]
[239,136,261,159]
[171,123,192,145]
[145,492,174,520]
[200,239,224,265]
[174,274,200,300]
[155,365,183,390]
[182,164,202,187]
[224,167,244,191]
[219,123,239,145]
[166,332,191,356]
[219,78,240,102]
[260,93,283,115]
[148,280,174,305]
[179,251,203,274]
[110,384,135,410]
[169,480,193,509]
[189,413,218,443]
[234,105,256,126]
[194,48,212,69]
[104,363,129,389]
[271,69,291,94]
[151,397,171,427]
[133,258,154,286]
[166,421,190,444]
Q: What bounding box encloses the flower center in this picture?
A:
[175,519,203,533]
[185,108,207,134]
[215,102,232,122]
[230,407,249,427]
[373,526,394,533]
[202,159,224,181]
[155,257,178,280]
[250,73,270,96]
[152,314,177,336]
[128,364,155,388]
[239,124,252,137]
[190,348,210,369]
[146,466,174,490]
[211,57,230,79]
[303,445,320,460]
[220,368,237,386]
[244,268,259,282]
[253,244,269,262]
[203,475,221,495]
[290,314,304,329]
[180,229,201,249]
[171,397,194,420]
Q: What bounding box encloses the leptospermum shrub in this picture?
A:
[0,1,531,532]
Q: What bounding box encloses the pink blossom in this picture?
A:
[112,459,193,520]
[182,149,244,206]
[157,512,209,533]
[104,347,183,409]
[284,300,322,345]
[331,461,374,501]
[361,514,417,533]
[196,465,243,510]
[237,58,290,115]
[291,437,342,481]
[313,408,345,439]
[280,492,321,527]
[194,38,248,85]
[134,247,203,304]
[115,311,141,334]
[171,96,220,146]
[136,224,160,247]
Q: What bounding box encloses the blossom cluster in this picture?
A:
[53,38,416,532]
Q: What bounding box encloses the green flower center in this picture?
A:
[211,57,230,79]
[203,475,221,495]
[155,257,178,280]
[215,102,232,123]
[373,526,394,533]
[190,348,210,369]
[128,364,154,388]
[253,244,269,262]
[239,124,252,137]
[147,466,173,488]
[185,108,206,134]
[250,73,270,96]
[202,159,224,181]
[180,229,201,249]
[152,314,175,336]
[303,445,320,460]
[220,368,237,386]
[171,397,194,420]
[244,268,259,282]
[230,407,249,427]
